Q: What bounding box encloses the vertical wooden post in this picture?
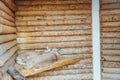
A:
[92,0,101,80]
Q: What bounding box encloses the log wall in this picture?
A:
[15,0,93,80]
[0,0,17,77]
[100,0,120,80]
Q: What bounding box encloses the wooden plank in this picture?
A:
[18,41,92,50]
[0,46,17,67]
[17,35,92,43]
[15,0,91,5]
[0,17,15,26]
[101,27,120,32]
[102,73,120,79]
[101,0,120,4]
[102,38,120,43]
[103,68,120,74]
[1,0,17,12]
[0,24,16,34]
[0,10,14,22]
[17,4,91,11]
[17,30,91,37]
[0,40,16,56]
[102,44,120,50]
[0,1,14,17]
[101,22,120,27]
[101,32,120,38]
[17,47,92,55]
[16,15,91,21]
[101,3,120,9]
[102,61,120,68]
[0,34,17,43]
[102,55,120,61]
[16,24,91,32]
[16,10,91,16]
[102,50,120,56]
[101,10,120,15]
[16,19,91,26]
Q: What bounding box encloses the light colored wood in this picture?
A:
[17,4,91,11]
[102,22,120,27]
[0,1,14,17]
[102,55,120,61]
[103,68,120,74]
[18,41,92,50]
[102,50,120,56]
[102,27,120,32]
[102,44,120,50]
[17,30,91,37]
[16,15,91,21]
[102,73,120,79]
[16,25,91,32]
[102,38,120,44]
[1,0,17,12]
[0,34,17,43]
[101,32,120,38]
[0,40,16,56]
[0,10,14,22]
[0,17,15,26]
[101,3,120,9]
[16,19,91,26]
[16,10,91,16]
[101,10,120,15]
[17,35,92,43]
[101,0,120,4]
[102,61,120,68]
[15,56,92,77]
[0,24,16,34]
[0,46,17,67]
[16,0,91,5]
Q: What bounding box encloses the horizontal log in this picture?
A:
[17,4,91,11]
[102,73,120,79]
[17,30,92,37]
[18,41,92,50]
[16,10,91,16]
[16,0,91,5]
[0,17,15,26]
[101,22,120,27]
[101,0,120,4]
[17,47,92,55]
[17,35,92,43]
[16,19,91,26]
[16,24,91,32]
[101,3,120,9]
[101,32,120,38]
[102,44,120,50]
[102,61,120,68]
[101,27,120,32]
[1,0,17,12]
[101,10,120,15]
[101,15,120,22]
[0,1,14,17]
[102,55,120,61]
[0,34,17,43]
[103,68,120,74]
[0,24,16,34]
[0,10,14,22]
[0,46,17,67]
[27,74,92,80]
[102,50,120,56]
[102,38,120,43]
[0,54,17,73]
[16,15,91,21]
[0,40,16,56]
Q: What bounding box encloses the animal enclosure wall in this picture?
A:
[15,0,93,80]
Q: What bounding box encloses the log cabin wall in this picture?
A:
[0,0,17,77]
[100,0,120,79]
[15,0,93,80]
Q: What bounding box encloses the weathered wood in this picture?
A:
[0,17,15,26]
[102,50,120,56]
[16,25,91,32]
[17,4,91,11]
[17,30,91,37]
[17,35,92,43]
[0,34,17,43]
[0,1,14,17]
[0,10,14,22]
[16,19,91,26]
[16,10,91,16]
[16,15,91,21]
[101,0,120,4]
[0,40,16,56]
[0,24,16,34]
[1,0,17,12]
[102,55,120,61]
[102,38,120,43]
[102,27,120,32]
[101,10,120,15]
[101,22,120,27]
[102,44,120,50]
[103,68,120,74]
[101,32,120,38]
[15,56,91,77]
[101,3,120,9]
[18,41,92,50]
[0,46,17,67]
[102,73,120,79]
[16,0,91,5]
[102,61,120,68]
